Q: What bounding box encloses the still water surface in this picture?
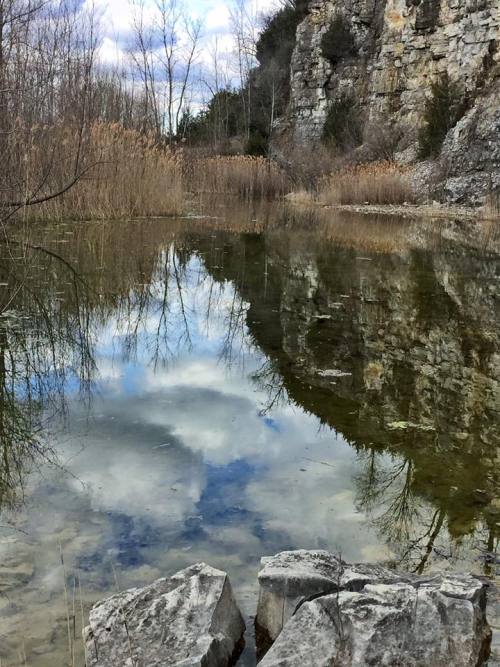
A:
[0,204,499,665]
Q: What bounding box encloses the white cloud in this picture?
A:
[85,0,136,38]
[80,0,279,97]
[205,2,232,32]
[98,35,127,65]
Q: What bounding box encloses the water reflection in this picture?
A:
[0,209,498,665]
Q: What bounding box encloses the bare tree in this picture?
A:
[0,0,104,225]
[129,0,161,135]
[156,0,201,139]
[229,0,258,140]
[128,0,201,141]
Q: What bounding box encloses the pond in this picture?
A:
[0,202,499,665]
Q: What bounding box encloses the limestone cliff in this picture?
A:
[278,0,500,203]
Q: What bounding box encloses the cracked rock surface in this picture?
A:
[257,550,492,667]
[83,563,245,667]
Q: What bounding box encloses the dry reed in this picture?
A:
[12,128,292,223]
[22,123,184,222]
[183,154,291,200]
[483,190,500,220]
[8,124,427,224]
[319,162,417,206]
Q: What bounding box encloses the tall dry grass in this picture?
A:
[483,190,500,220]
[183,154,291,200]
[319,162,417,206]
[14,129,292,223]
[22,123,184,222]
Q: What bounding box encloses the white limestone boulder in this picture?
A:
[256,549,400,641]
[257,550,492,667]
[83,563,245,667]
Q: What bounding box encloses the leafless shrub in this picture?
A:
[273,140,345,190]
[363,121,406,162]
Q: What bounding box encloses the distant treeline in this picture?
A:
[180,0,309,155]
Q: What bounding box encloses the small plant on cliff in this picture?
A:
[246,129,269,157]
[322,96,362,150]
[418,73,466,159]
[321,15,357,66]
[415,0,441,32]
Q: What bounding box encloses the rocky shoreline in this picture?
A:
[314,202,482,222]
[83,550,495,666]
[284,192,490,223]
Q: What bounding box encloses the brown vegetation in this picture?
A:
[0,0,491,225]
[0,0,200,227]
[319,162,417,206]
[183,154,291,200]
[483,191,500,220]
[22,124,184,221]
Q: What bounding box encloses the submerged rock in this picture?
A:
[257,550,492,667]
[0,537,35,592]
[83,563,245,667]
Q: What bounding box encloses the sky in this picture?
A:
[84,0,280,104]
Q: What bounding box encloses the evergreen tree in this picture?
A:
[418,74,465,159]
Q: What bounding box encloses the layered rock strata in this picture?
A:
[288,0,499,142]
[280,0,500,202]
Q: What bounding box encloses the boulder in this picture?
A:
[83,563,245,667]
[256,550,401,641]
[257,550,492,667]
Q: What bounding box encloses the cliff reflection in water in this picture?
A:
[0,207,498,664]
[184,218,500,574]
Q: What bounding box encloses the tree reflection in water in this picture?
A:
[0,218,262,515]
[355,453,446,573]
[0,237,96,511]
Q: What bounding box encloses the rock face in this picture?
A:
[83,563,245,667]
[288,0,499,142]
[257,550,492,667]
[441,77,500,203]
[279,0,500,203]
